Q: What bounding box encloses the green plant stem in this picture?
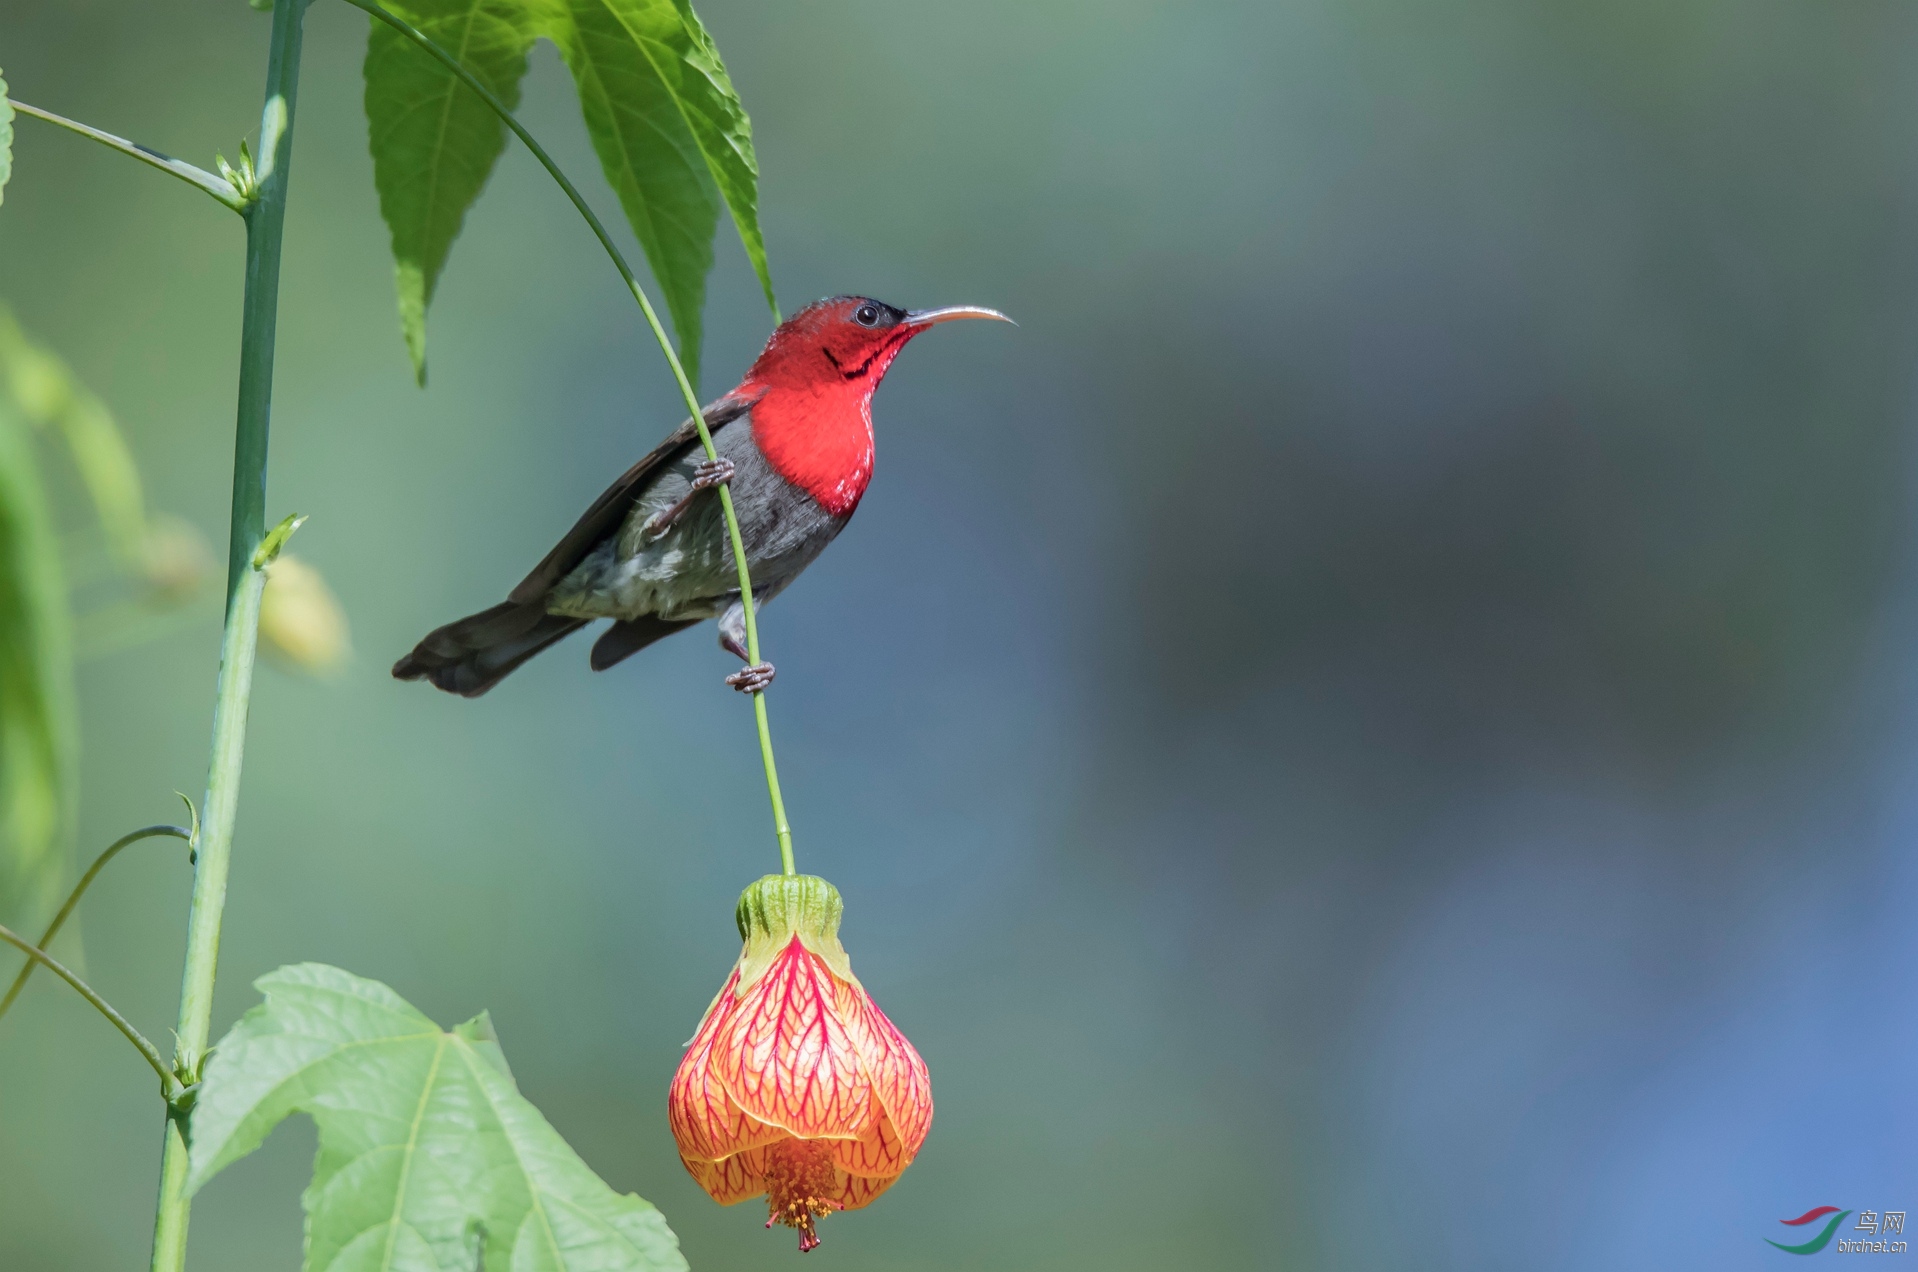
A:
[0,824,192,1019]
[149,2,307,1268]
[11,102,244,212]
[340,0,796,874]
[0,922,177,1095]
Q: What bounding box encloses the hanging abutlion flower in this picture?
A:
[670,874,931,1252]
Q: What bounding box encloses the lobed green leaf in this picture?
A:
[360,0,775,390]
[657,0,774,318]
[542,0,774,387]
[190,963,689,1272]
[364,0,538,384]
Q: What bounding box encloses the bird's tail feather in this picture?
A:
[392,601,585,697]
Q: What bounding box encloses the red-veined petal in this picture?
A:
[669,968,782,1161]
[682,1146,771,1205]
[710,937,875,1139]
[838,979,933,1157]
[669,1054,788,1163]
[828,1168,900,1213]
[829,1107,909,1180]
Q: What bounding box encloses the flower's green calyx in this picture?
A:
[735,873,841,942]
[733,874,856,992]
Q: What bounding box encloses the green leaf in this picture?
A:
[0,306,148,563]
[0,370,73,923]
[0,67,13,207]
[189,963,689,1272]
[661,0,775,318]
[542,0,774,388]
[364,0,537,384]
[360,0,775,390]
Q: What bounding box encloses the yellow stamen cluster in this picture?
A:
[762,1138,841,1252]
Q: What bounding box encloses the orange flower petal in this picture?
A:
[682,1147,769,1206]
[829,1107,909,1180]
[838,979,933,1158]
[687,1139,900,1217]
[710,937,876,1140]
[828,1167,900,1214]
[669,1051,788,1164]
[669,968,782,1162]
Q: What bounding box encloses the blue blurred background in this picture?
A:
[3,0,1917,1267]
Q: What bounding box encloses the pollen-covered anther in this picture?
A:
[762,1138,841,1252]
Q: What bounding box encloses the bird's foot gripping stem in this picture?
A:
[690,457,736,490]
[719,611,771,693]
[725,662,776,694]
[643,458,736,540]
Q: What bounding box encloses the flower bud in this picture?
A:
[140,515,215,605]
[670,874,931,1252]
[258,554,350,674]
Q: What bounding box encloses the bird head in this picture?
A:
[742,296,1012,396]
[733,296,1012,516]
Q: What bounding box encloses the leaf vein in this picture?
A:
[377,1032,447,1272]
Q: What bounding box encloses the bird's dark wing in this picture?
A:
[589,615,702,670]
[508,391,760,604]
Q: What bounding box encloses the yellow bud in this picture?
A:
[140,516,216,605]
[259,554,350,674]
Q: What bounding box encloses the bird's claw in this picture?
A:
[642,458,736,542]
[691,457,735,490]
[725,662,775,694]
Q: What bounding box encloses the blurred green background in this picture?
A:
[4,0,1918,1267]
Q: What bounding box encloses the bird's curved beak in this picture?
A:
[904,305,1016,328]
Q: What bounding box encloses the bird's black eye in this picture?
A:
[854,304,881,327]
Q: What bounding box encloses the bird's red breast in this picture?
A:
[739,380,878,518]
[730,299,923,518]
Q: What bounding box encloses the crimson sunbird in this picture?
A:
[394,296,1011,696]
